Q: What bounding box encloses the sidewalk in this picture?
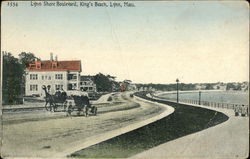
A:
[2,102,44,109]
[131,98,249,159]
[3,93,113,110]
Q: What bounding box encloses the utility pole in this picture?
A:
[176,78,179,103]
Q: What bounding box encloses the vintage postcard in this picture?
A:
[1,1,249,158]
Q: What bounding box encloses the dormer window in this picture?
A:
[29,63,36,69]
[52,61,58,69]
[35,61,41,69]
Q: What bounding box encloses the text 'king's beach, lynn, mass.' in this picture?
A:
[30,1,135,8]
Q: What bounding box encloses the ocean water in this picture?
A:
[159,91,249,105]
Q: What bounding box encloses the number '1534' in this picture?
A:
[7,2,18,7]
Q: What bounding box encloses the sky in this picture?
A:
[1,1,249,84]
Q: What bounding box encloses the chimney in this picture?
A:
[50,53,53,61]
[55,55,58,61]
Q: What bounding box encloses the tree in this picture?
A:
[205,83,214,90]
[18,52,39,94]
[93,73,113,92]
[235,83,242,90]
[2,52,39,104]
[93,73,121,92]
[18,52,39,69]
[226,83,235,90]
[2,52,24,104]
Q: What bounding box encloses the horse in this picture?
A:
[42,85,67,112]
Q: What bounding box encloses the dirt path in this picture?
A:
[1,92,171,158]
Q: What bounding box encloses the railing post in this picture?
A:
[199,91,201,105]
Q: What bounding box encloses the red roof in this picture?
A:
[27,60,81,71]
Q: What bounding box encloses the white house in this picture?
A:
[80,75,97,92]
[25,55,82,97]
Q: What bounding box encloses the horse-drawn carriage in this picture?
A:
[42,85,97,116]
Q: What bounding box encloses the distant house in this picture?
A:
[80,75,96,92]
[120,80,137,91]
[127,83,137,91]
[195,84,206,90]
[25,54,81,96]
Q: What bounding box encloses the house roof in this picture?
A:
[27,60,82,71]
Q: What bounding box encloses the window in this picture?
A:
[48,76,51,80]
[68,74,77,80]
[30,74,38,80]
[55,84,63,90]
[68,84,76,90]
[55,74,63,80]
[72,75,77,79]
[89,87,93,91]
[42,75,44,80]
[30,85,38,91]
[71,83,77,90]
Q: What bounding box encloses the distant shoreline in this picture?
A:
[154,90,248,97]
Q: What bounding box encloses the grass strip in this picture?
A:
[69,91,229,158]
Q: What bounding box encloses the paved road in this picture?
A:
[132,101,249,159]
[1,92,173,158]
